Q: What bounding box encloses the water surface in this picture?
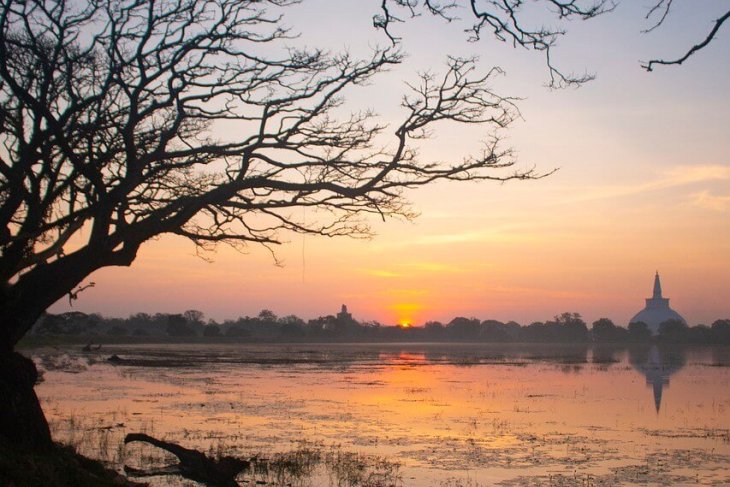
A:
[34,343,730,486]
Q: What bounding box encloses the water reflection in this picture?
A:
[34,343,730,486]
[712,346,730,367]
[384,344,591,367]
[35,344,710,421]
[591,344,622,365]
[629,345,686,412]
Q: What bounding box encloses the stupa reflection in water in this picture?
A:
[629,345,686,412]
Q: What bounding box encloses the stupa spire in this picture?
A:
[653,271,662,299]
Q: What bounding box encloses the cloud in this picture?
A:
[419,210,461,220]
[688,190,730,212]
[387,302,425,312]
[360,262,484,280]
[483,284,600,300]
[373,223,530,249]
[662,164,730,185]
[411,231,498,245]
[563,164,730,203]
[402,262,476,273]
[377,288,430,298]
[360,269,402,278]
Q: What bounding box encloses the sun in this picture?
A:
[399,320,412,329]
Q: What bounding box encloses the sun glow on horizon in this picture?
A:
[388,302,425,329]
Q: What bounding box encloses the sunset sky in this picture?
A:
[50,1,730,327]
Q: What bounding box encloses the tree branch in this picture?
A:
[642,9,730,71]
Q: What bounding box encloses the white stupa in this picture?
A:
[629,272,686,334]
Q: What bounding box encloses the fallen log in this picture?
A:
[107,355,191,367]
[124,433,250,487]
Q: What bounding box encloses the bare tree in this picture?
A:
[376,1,728,80]
[375,0,615,88]
[0,0,529,448]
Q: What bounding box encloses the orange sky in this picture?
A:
[50,2,730,327]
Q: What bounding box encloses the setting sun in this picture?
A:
[399,321,412,329]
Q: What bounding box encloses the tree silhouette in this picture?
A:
[377,1,729,80]
[657,319,689,343]
[628,321,652,342]
[591,318,627,342]
[0,0,530,358]
[376,0,614,88]
[712,319,730,344]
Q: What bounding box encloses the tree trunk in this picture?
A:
[0,243,143,452]
[0,296,54,450]
[0,350,53,451]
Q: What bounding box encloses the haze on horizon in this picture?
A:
[49,1,730,327]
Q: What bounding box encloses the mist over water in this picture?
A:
[35,343,730,486]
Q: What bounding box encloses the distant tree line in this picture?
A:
[29,310,730,345]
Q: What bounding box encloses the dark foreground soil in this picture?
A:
[0,441,144,487]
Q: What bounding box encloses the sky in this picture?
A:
[50,0,730,327]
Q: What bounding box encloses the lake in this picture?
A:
[33,343,730,486]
